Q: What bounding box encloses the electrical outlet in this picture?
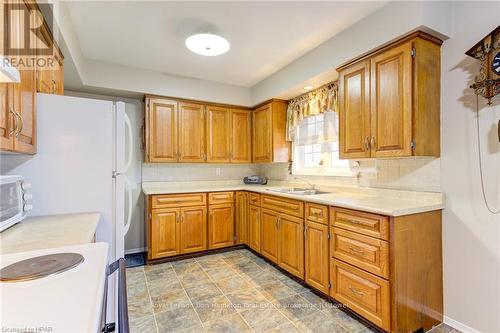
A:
[216,167,221,176]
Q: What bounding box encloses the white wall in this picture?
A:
[440,2,500,332]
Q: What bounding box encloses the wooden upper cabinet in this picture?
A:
[252,100,290,163]
[370,42,412,157]
[339,60,371,159]
[230,109,251,163]
[0,84,14,151]
[337,32,441,159]
[178,102,206,162]
[206,106,230,163]
[146,98,178,162]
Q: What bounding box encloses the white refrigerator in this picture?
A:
[2,93,133,323]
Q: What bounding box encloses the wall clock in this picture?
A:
[465,26,500,105]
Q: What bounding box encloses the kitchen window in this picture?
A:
[291,112,353,176]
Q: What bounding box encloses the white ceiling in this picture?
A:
[66,1,387,87]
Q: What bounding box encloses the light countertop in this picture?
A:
[1,242,108,333]
[0,213,100,255]
[142,181,444,217]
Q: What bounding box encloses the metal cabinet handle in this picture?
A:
[364,136,370,150]
[9,108,17,135]
[52,79,56,93]
[370,136,376,149]
[14,109,23,137]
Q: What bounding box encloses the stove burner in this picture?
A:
[0,253,84,282]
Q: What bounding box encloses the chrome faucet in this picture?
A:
[294,176,316,190]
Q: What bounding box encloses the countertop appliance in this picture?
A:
[0,175,32,232]
[1,93,133,327]
[0,242,128,333]
[244,175,268,185]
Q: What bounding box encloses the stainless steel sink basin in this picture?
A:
[266,188,330,195]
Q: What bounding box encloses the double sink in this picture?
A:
[266,187,330,196]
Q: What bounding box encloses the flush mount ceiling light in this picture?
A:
[185,33,230,56]
[303,86,314,91]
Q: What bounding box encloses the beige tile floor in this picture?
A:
[126,249,459,333]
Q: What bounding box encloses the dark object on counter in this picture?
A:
[244,175,268,185]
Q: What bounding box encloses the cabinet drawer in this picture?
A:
[152,193,207,208]
[331,259,390,331]
[331,228,389,278]
[262,195,304,218]
[248,192,261,206]
[330,207,389,240]
[209,191,234,205]
[305,203,328,224]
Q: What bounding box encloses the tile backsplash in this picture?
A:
[143,157,441,192]
[142,163,258,182]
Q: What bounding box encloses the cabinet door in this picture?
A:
[0,84,14,151]
[35,23,54,94]
[147,98,178,162]
[230,109,251,163]
[206,106,230,163]
[53,47,64,95]
[339,60,371,159]
[261,209,280,263]
[305,221,329,293]
[248,205,261,253]
[208,204,234,249]
[180,206,207,254]
[7,0,36,154]
[252,104,272,162]
[235,192,248,245]
[179,102,205,162]
[370,42,412,157]
[279,214,304,279]
[151,208,180,259]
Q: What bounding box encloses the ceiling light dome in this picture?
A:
[185,33,230,56]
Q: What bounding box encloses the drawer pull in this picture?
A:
[347,219,364,225]
[349,286,365,297]
[349,246,364,254]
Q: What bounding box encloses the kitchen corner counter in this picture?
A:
[0,213,100,255]
[142,181,444,217]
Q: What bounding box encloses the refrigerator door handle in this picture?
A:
[123,113,133,174]
[123,175,133,236]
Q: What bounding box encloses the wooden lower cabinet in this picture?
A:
[331,259,390,331]
[180,206,207,254]
[208,204,234,249]
[261,208,304,279]
[305,220,329,294]
[261,209,280,263]
[235,192,248,244]
[248,205,261,253]
[151,208,180,259]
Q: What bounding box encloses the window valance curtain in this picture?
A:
[285,81,339,141]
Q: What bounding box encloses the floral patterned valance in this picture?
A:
[286,81,339,141]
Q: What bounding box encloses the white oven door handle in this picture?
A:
[123,175,132,236]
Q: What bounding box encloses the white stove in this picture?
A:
[0,243,109,333]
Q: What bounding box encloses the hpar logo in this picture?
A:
[2,1,58,70]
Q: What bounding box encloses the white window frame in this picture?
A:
[291,113,356,177]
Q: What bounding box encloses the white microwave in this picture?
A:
[0,175,32,232]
